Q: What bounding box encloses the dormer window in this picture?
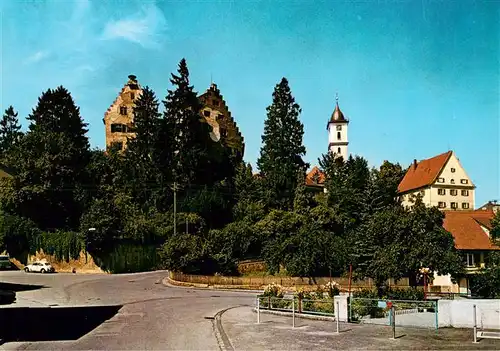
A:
[119,106,127,115]
[451,168,456,173]
[461,179,468,184]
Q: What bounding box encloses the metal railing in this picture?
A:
[256,295,339,332]
[256,295,336,318]
[349,298,438,330]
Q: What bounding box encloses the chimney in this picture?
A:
[413,159,418,169]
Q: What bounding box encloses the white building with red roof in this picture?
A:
[398,150,476,211]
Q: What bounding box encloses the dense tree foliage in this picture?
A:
[0,61,467,284]
[0,106,23,159]
[257,78,307,210]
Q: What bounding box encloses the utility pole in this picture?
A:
[173,181,177,236]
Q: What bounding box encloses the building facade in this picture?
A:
[398,151,476,210]
[103,75,142,151]
[433,209,499,294]
[477,200,500,214]
[103,76,244,157]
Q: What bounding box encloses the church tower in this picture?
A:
[327,95,349,159]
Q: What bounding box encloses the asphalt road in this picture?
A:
[0,270,255,350]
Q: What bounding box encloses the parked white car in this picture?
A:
[24,261,55,273]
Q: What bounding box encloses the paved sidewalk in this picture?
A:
[222,306,500,350]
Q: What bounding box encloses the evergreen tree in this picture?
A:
[126,87,163,208]
[293,170,310,214]
[7,87,91,230]
[0,106,23,158]
[257,77,307,210]
[162,58,217,186]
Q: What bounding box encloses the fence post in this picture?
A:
[292,297,295,328]
[473,304,478,343]
[257,296,260,324]
[391,305,396,339]
[434,301,438,333]
[268,296,271,310]
[336,301,340,334]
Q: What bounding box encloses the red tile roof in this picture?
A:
[305,166,325,187]
[443,210,500,250]
[398,151,452,193]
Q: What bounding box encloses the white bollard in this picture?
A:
[336,301,340,334]
[473,304,478,343]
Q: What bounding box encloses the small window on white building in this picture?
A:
[337,132,341,140]
[437,178,445,183]
[438,189,445,195]
[450,189,458,196]
[461,190,469,196]
[462,203,470,209]
[337,147,341,153]
[336,125,342,131]
[438,202,446,208]
[451,168,456,173]
[461,179,468,184]
[451,202,458,209]
[450,179,455,184]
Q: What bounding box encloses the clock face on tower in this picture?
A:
[336,125,342,131]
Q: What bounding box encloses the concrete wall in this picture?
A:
[438,299,500,329]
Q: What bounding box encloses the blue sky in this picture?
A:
[1,0,498,206]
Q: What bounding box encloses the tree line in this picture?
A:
[0,58,488,293]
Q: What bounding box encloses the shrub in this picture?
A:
[324,280,340,297]
[263,282,284,298]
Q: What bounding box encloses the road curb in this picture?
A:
[162,277,264,294]
[212,305,248,351]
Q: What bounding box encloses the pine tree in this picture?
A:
[127,86,161,163]
[257,77,307,210]
[0,106,23,157]
[126,87,163,208]
[9,87,91,230]
[293,170,310,213]
[162,58,216,186]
